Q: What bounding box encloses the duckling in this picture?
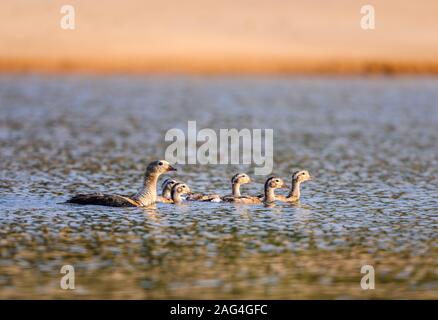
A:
[184,179,221,202]
[162,178,179,198]
[157,178,179,203]
[170,182,191,204]
[186,191,222,202]
[221,173,251,201]
[276,170,312,203]
[66,160,177,207]
[222,176,287,204]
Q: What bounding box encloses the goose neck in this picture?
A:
[171,191,182,203]
[232,183,241,197]
[288,179,301,199]
[264,186,276,203]
[133,171,159,206]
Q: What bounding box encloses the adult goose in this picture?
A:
[66,160,177,207]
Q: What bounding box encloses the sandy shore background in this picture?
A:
[1,0,438,74]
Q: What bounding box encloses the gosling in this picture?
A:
[157,178,179,203]
[185,181,222,202]
[221,173,252,201]
[66,160,177,207]
[276,170,312,203]
[170,183,192,204]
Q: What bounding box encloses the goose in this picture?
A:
[221,173,251,201]
[157,178,179,203]
[186,192,222,202]
[66,160,177,207]
[170,182,192,204]
[185,180,222,202]
[222,176,287,204]
[162,178,179,198]
[276,170,312,203]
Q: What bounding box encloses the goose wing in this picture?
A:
[66,193,137,207]
[222,195,262,204]
[186,193,221,202]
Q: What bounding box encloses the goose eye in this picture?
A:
[158,162,163,166]
[275,179,279,182]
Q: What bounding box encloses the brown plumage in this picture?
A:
[170,183,192,204]
[223,177,287,204]
[66,160,177,207]
[66,193,138,207]
[276,170,312,203]
[156,178,179,203]
[221,173,252,202]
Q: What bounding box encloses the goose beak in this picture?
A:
[308,175,313,181]
[167,165,177,172]
[281,182,289,189]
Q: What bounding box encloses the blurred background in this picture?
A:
[1,0,438,74]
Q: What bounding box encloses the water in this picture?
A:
[0,75,437,299]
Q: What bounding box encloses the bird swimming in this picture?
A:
[157,178,179,203]
[170,182,192,204]
[276,170,312,202]
[184,179,222,202]
[221,173,251,202]
[66,160,177,207]
[161,178,179,199]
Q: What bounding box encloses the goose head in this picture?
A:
[263,176,287,203]
[231,173,251,185]
[292,170,312,183]
[231,173,251,197]
[265,176,287,190]
[173,183,191,195]
[171,183,192,203]
[146,160,177,175]
[161,178,179,198]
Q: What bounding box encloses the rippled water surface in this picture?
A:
[0,75,437,298]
